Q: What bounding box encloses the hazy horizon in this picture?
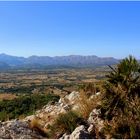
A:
[0,52,118,58]
[0,1,140,59]
[0,52,136,60]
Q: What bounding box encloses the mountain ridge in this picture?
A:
[0,53,119,69]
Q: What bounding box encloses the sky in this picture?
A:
[0,1,140,58]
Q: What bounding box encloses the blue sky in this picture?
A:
[0,1,140,58]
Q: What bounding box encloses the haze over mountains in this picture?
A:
[0,53,119,69]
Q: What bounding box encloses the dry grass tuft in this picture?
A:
[29,116,48,137]
[77,89,101,119]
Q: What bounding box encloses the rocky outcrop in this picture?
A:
[60,133,70,139]
[64,91,79,104]
[28,91,80,130]
[60,108,104,139]
[0,91,104,139]
[88,109,104,132]
[70,125,91,139]
[60,125,92,139]
[0,120,44,139]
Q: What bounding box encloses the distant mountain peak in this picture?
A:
[0,54,119,69]
[0,53,9,56]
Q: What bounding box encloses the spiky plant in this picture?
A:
[107,55,140,87]
[101,55,140,138]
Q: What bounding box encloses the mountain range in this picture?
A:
[0,53,119,69]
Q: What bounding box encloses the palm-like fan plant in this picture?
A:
[101,55,140,138]
[106,55,140,96]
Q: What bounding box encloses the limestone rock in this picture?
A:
[64,91,79,104]
[60,133,70,139]
[0,120,44,139]
[70,125,91,139]
[88,109,104,132]
[88,124,95,134]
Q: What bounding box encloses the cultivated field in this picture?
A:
[0,67,110,99]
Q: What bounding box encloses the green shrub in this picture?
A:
[0,94,59,121]
[48,111,84,138]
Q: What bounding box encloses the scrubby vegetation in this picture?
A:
[0,94,59,121]
[77,90,98,119]
[47,111,85,138]
[101,55,140,138]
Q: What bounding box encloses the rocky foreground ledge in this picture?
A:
[0,91,104,139]
[0,119,44,139]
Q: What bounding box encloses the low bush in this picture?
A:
[0,93,59,121]
[47,111,84,138]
